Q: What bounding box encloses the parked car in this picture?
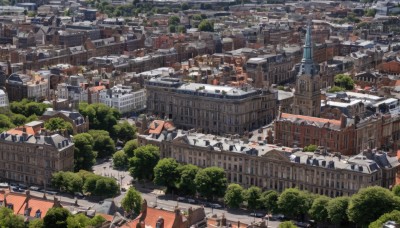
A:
[295,221,311,228]
[177,197,187,202]
[29,186,41,191]
[250,212,265,218]
[0,183,9,188]
[210,203,222,209]
[269,214,285,221]
[187,199,198,204]
[18,184,28,190]
[12,187,24,193]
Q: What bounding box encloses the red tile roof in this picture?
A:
[7,126,36,136]
[128,207,179,228]
[280,113,341,126]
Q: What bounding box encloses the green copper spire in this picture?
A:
[298,22,318,77]
[302,23,313,62]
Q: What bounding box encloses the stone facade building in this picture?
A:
[0,121,74,187]
[292,24,322,117]
[145,77,277,135]
[138,129,399,197]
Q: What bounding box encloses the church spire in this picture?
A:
[298,22,318,77]
[302,23,313,62]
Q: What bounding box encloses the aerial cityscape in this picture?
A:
[0,0,400,227]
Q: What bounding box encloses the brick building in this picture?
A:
[0,121,74,187]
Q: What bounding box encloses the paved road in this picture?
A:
[27,160,281,227]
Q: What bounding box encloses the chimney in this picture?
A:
[172,207,184,228]
[139,199,147,221]
[340,114,347,128]
[156,217,164,228]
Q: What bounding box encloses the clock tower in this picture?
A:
[292,23,321,117]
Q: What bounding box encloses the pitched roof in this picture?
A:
[129,207,179,228]
[279,113,342,129]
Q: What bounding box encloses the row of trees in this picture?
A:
[51,170,119,198]
[227,185,400,227]
[0,206,106,228]
[0,99,50,132]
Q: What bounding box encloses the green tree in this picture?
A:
[10,114,27,126]
[93,134,115,158]
[129,145,160,181]
[176,164,200,196]
[260,190,279,213]
[309,195,330,223]
[327,196,350,225]
[348,186,399,226]
[198,20,214,32]
[0,207,24,228]
[29,219,44,228]
[224,183,244,209]
[0,114,15,132]
[51,171,83,193]
[113,150,128,169]
[369,210,400,228]
[195,167,227,200]
[177,25,186,33]
[88,215,106,227]
[94,177,119,197]
[79,103,120,131]
[66,213,90,228]
[365,8,377,17]
[334,74,354,90]
[278,188,313,219]
[121,187,142,215]
[278,221,297,228]
[328,86,345,93]
[192,14,203,21]
[44,117,73,134]
[168,15,180,25]
[73,133,96,171]
[10,99,49,117]
[181,3,189,10]
[303,144,317,152]
[111,121,136,143]
[43,207,71,228]
[245,186,262,210]
[169,25,176,33]
[393,185,400,197]
[123,139,139,157]
[153,158,180,192]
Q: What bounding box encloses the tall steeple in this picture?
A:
[292,21,321,117]
[298,22,318,77]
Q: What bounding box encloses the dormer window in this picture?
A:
[7,203,13,210]
[35,209,42,218]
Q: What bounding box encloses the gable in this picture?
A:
[262,149,291,162]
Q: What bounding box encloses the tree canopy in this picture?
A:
[176,164,200,196]
[79,103,120,131]
[0,207,24,228]
[44,117,73,134]
[369,210,400,228]
[198,20,214,32]
[153,158,180,193]
[73,133,96,171]
[113,150,129,170]
[245,186,262,210]
[121,187,142,215]
[308,195,330,223]
[88,130,115,158]
[334,74,354,91]
[278,221,297,228]
[168,15,180,25]
[224,183,244,209]
[111,121,136,143]
[195,166,227,200]
[303,144,317,152]
[123,139,139,157]
[260,190,279,213]
[326,196,350,225]
[10,99,49,117]
[347,186,399,226]
[129,145,160,181]
[278,188,313,218]
[43,207,71,228]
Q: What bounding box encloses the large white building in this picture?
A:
[0,89,8,108]
[99,84,146,114]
